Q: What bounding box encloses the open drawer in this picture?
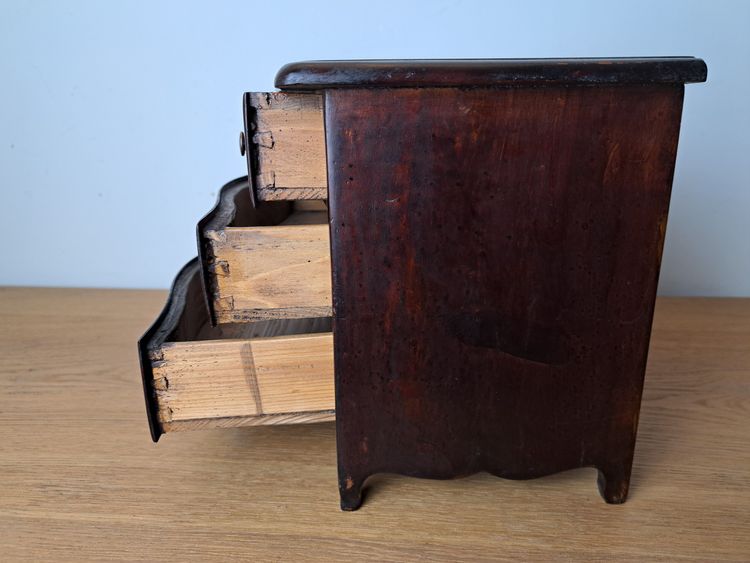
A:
[243,92,326,202]
[138,258,334,442]
[199,177,331,325]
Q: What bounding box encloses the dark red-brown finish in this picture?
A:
[277,57,707,90]
[326,84,685,510]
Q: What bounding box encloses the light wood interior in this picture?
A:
[248,92,327,201]
[204,200,331,324]
[153,334,334,431]
[208,222,331,323]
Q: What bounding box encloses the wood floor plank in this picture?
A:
[0,288,748,561]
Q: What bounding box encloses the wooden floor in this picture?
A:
[1,288,748,561]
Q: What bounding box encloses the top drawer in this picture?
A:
[243,92,327,202]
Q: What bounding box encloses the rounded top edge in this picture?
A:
[274,57,707,90]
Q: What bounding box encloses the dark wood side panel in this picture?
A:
[325,85,684,509]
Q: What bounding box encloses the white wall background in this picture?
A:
[1,0,748,294]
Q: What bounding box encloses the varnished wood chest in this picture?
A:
[140,58,707,509]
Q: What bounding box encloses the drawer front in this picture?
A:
[244,92,327,202]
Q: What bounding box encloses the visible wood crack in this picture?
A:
[241,342,264,416]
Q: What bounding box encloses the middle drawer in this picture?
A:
[199,179,332,325]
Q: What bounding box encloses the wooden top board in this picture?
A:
[276,57,708,89]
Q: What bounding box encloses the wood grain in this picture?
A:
[197,181,328,326]
[276,58,708,89]
[152,334,334,426]
[281,200,328,225]
[139,258,332,438]
[208,223,331,323]
[1,288,748,561]
[326,85,685,508]
[247,91,327,201]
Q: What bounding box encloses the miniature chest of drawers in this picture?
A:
[140,58,707,510]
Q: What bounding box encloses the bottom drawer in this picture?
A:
[138,259,334,441]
